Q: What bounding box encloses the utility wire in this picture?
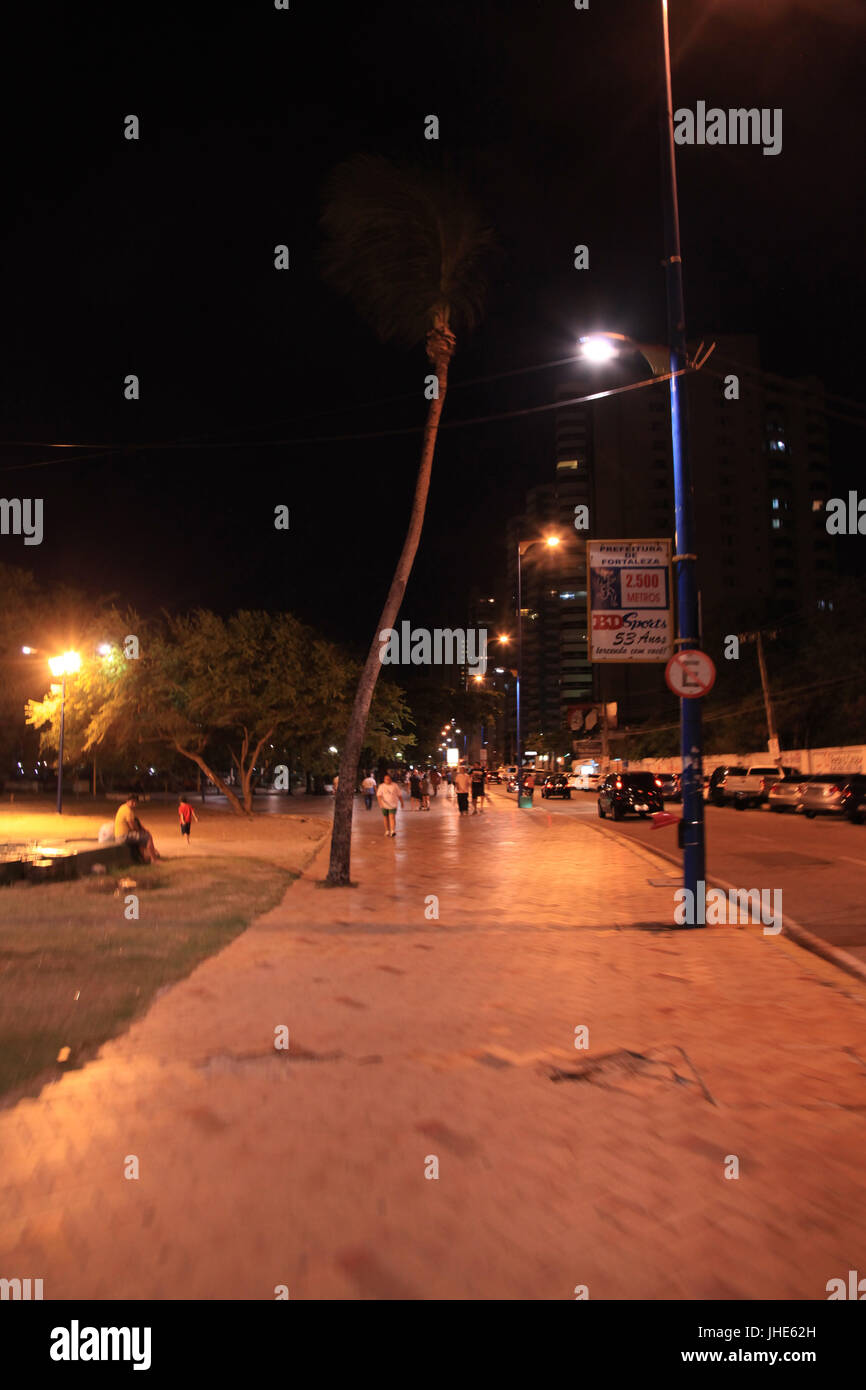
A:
[2,345,864,473]
[0,369,679,474]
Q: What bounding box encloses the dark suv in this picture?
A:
[541,775,572,799]
[708,765,746,806]
[598,772,664,821]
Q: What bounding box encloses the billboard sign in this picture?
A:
[588,539,673,663]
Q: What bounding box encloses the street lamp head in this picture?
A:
[544,535,561,548]
[21,646,34,655]
[579,334,619,363]
[48,651,81,678]
[497,633,511,644]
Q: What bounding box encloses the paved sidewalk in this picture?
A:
[1,789,865,1299]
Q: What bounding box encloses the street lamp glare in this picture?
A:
[544,535,561,548]
[579,334,618,363]
[48,650,81,678]
[21,646,33,655]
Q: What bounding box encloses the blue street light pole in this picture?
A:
[57,672,67,815]
[516,544,524,793]
[658,0,705,899]
[515,535,561,801]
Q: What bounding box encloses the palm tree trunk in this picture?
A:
[176,744,249,817]
[326,318,455,884]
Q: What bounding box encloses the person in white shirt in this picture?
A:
[361,772,377,810]
[454,766,471,816]
[376,773,404,837]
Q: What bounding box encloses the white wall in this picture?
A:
[624,746,866,776]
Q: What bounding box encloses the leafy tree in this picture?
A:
[319,154,493,882]
[27,609,411,815]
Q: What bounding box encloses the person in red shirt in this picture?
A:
[178,796,199,845]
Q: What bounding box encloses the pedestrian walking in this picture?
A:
[420,770,431,810]
[454,764,471,816]
[446,769,455,799]
[410,769,422,810]
[523,770,535,803]
[361,771,377,810]
[178,795,198,845]
[376,772,404,837]
[430,768,441,799]
[470,763,486,813]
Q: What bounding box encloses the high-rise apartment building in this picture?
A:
[505,334,834,744]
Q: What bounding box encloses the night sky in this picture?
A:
[1,0,863,655]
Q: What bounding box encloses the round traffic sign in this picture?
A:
[665,649,716,698]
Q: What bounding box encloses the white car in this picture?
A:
[569,772,600,792]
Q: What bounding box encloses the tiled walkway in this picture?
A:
[1,789,864,1299]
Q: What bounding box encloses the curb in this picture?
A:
[586,809,866,991]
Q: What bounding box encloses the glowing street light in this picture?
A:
[48,651,81,814]
[579,334,619,364]
[48,651,81,679]
[571,0,717,912]
[513,536,563,799]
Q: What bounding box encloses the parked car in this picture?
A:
[800,773,866,820]
[654,772,680,801]
[541,775,572,799]
[718,764,797,809]
[847,784,866,825]
[569,771,600,792]
[708,765,747,806]
[597,772,664,820]
[767,778,807,813]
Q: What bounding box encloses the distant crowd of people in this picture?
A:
[355,763,490,838]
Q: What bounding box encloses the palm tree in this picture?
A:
[320,154,492,884]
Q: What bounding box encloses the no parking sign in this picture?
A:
[665,649,716,698]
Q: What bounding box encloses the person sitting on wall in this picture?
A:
[114,795,161,863]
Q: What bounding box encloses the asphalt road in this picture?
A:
[496,787,866,964]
